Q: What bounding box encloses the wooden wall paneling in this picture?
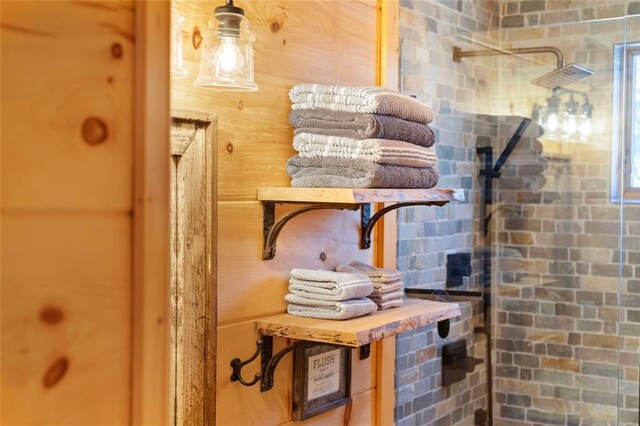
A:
[1,214,132,424]
[280,390,376,426]
[172,0,378,201]
[170,0,383,423]
[170,111,217,425]
[1,0,135,211]
[132,2,171,425]
[1,0,138,424]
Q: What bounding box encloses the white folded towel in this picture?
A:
[370,280,404,293]
[289,269,373,301]
[289,84,434,124]
[286,295,377,320]
[336,261,403,283]
[368,289,405,302]
[293,133,438,168]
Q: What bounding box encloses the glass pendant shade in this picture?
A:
[170,3,188,79]
[194,0,257,91]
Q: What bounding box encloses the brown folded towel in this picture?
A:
[289,110,436,148]
[286,155,439,189]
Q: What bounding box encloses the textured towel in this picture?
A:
[286,296,378,320]
[289,110,436,147]
[293,133,438,168]
[338,260,404,283]
[371,280,404,293]
[289,84,434,124]
[287,156,439,189]
[336,265,404,289]
[289,269,373,301]
[368,289,405,302]
[375,298,404,310]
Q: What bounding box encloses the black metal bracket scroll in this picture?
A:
[360,201,448,249]
[262,202,360,260]
[230,336,371,392]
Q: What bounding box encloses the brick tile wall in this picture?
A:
[397,1,640,425]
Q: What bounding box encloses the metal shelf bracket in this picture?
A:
[262,202,360,260]
[360,201,448,249]
[230,336,371,392]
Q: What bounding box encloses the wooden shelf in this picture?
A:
[256,298,461,348]
[258,187,465,204]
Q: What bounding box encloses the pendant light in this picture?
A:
[194,0,258,91]
[170,0,188,79]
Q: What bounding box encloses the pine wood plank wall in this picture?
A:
[1,1,136,423]
[171,0,383,424]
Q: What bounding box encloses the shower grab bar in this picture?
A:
[453,46,565,69]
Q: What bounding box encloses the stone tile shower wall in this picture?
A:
[491,2,640,425]
[397,1,640,426]
[396,1,499,424]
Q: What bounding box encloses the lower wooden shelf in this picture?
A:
[256,298,461,348]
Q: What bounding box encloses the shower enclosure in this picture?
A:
[396,11,640,426]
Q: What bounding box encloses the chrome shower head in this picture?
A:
[453,45,594,89]
[531,63,593,89]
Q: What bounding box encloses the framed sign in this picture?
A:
[292,344,351,421]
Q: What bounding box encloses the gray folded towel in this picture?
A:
[289,269,373,301]
[287,156,439,189]
[289,84,434,124]
[293,133,438,168]
[286,296,378,320]
[289,110,436,147]
[375,298,404,310]
[337,260,404,283]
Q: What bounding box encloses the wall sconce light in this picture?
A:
[532,89,593,143]
[579,97,593,141]
[194,0,258,91]
[170,0,188,79]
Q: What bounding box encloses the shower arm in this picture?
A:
[453,46,565,69]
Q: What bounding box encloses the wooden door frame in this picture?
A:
[132,1,171,424]
[169,110,218,425]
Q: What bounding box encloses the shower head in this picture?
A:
[531,63,593,89]
[452,46,593,89]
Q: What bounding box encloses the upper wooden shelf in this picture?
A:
[258,187,466,260]
[256,298,461,348]
[257,187,466,204]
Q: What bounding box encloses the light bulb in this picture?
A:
[215,36,244,77]
[563,114,577,137]
[546,112,559,132]
[579,116,592,140]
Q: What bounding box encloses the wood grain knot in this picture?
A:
[192,27,202,49]
[319,252,326,261]
[43,357,69,388]
[39,306,64,325]
[82,117,108,145]
[237,101,243,110]
[111,42,123,59]
[226,143,234,153]
[270,21,281,33]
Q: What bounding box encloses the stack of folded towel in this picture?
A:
[336,261,405,310]
[285,269,377,320]
[286,84,439,188]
